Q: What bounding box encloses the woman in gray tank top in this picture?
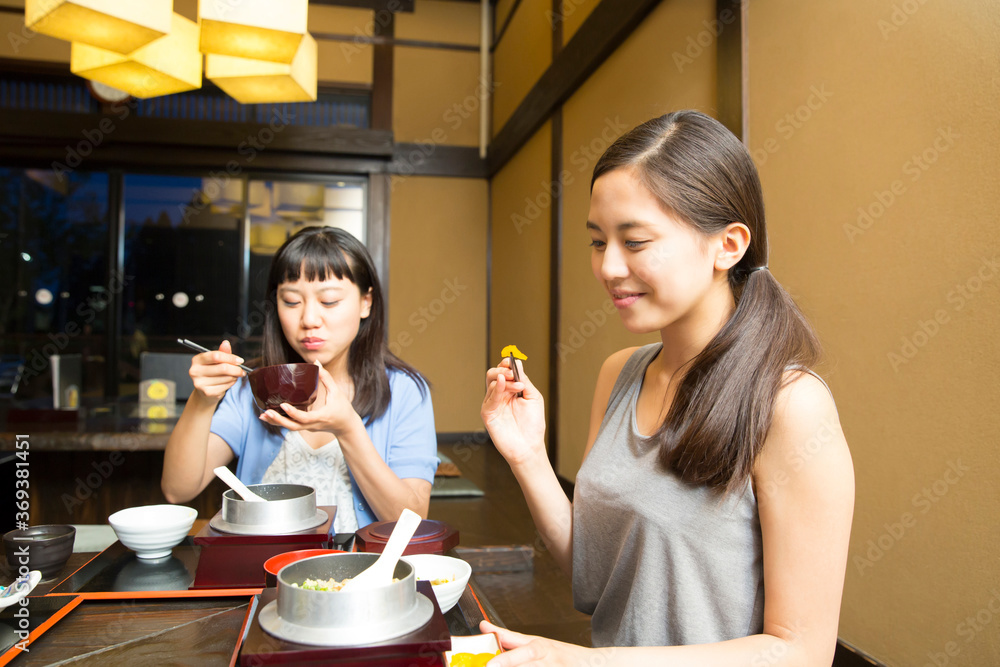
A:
[480,111,854,665]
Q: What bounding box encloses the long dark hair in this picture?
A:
[260,227,427,423]
[592,110,821,493]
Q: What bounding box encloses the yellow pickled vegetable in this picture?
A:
[450,652,499,667]
[500,345,527,361]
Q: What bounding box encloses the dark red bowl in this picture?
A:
[263,548,345,587]
[248,363,319,417]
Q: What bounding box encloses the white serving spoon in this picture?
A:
[213,466,266,502]
[0,570,42,609]
[340,508,422,592]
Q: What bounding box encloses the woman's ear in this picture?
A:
[714,222,751,271]
[360,287,373,319]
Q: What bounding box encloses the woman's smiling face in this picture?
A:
[276,270,372,369]
[587,168,724,335]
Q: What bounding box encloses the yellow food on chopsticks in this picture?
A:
[500,345,527,360]
[450,652,499,667]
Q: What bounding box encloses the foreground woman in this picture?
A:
[482,110,854,665]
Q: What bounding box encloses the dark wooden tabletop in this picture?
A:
[2,548,506,666]
[0,440,592,663]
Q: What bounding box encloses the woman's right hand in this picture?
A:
[188,340,245,403]
[481,358,546,467]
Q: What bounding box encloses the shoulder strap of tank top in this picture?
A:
[785,364,836,401]
[606,344,662,411]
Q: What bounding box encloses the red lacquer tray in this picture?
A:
[239,581,450,666]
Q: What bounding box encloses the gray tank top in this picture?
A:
[573,343,765,647]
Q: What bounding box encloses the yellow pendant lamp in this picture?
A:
[71,13,202,99]
[199,0,309,65]
[206,33,317,104]
[25,0,172,55]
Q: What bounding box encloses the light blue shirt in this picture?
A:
[210,368,438,528]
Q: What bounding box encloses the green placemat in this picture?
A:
[431,476,485,497]
[431,450,484,497]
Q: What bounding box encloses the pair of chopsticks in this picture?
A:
[176,339,254,374]
[508,353,523,398]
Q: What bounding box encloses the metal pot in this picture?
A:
[258,552,434,646]
[209,484,328,535]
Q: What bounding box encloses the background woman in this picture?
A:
[481,110,854,665]
[163,227,438,531]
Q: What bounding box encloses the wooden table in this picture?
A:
[0,541,503,666]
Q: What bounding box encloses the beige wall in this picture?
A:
[489,121,552,424]
[393,46,482,145]
[397,0,480,45]
[747,1,1000,664]
[386,5,489,433]
[393,0,482,145]
[556,0,717,480]
[492,0,552,133]
[0,12,68,61]
[388,176,489,432]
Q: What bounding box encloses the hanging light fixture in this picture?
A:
[206,33,317,104]
[71,13,202,99]
[199,0,309,64]
[25,0,172,54]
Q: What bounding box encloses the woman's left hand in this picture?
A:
[259,361,359,435]
[479,621,601,667]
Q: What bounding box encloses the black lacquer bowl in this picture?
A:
[3,525,75,580]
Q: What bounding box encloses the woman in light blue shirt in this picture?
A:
[162,227,438,531]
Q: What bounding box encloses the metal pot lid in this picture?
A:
[209,509,328,535]
[258,593,434,647]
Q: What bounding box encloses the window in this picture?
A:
[0,168,109,400]
[120,174,241,396]
[0,169,369,402]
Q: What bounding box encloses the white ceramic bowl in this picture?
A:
[403,554,472,613]
[108,504,197,559]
